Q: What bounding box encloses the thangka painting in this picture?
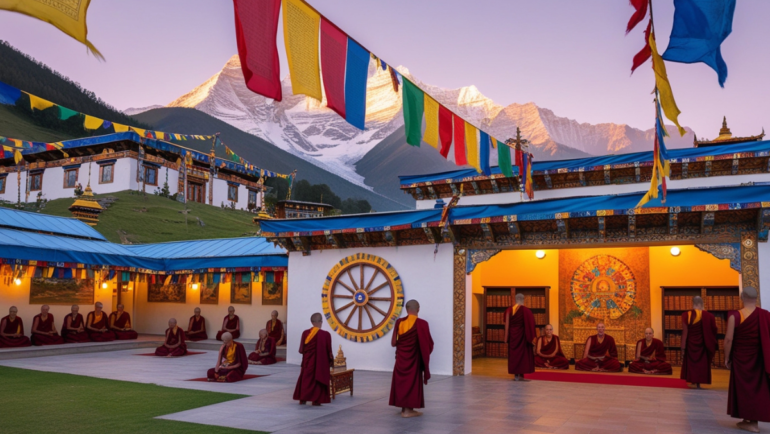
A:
[261,282,282,306]
[200,282,219,305]
[148,283,186,303]
[29,277,94,305]
[231,282,252,305]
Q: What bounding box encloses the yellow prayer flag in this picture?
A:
[649,34,686,137]
[155,131,165,140]
[130,127,146,137]
[283,0,322,101]
[490,137,498,149]
[51,142,68,158]
[465,122,481,172]
[423,95,440,149]
[112,123,129,133]
[83,115,103,130]
[26,93,56,111]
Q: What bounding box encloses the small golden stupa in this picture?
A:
[69,183,103,226]
[334,345,347,368]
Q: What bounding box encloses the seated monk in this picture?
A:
[293,313,333,406]
[109,304,138,340]
[575,322,622,372]
[266,310,285,346]
[86,302,116,342]
[248,329,277,365]
[215,306,240,341]
[186,308,208,341]
[629,328,672,375]
[0,306,31,347]
[155,318,187,357]
[534,324,569,369]
[31,305,64,346]
[207,332,248,382]
[61,305,90,343]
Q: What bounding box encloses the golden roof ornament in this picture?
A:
[334,344,346,368]
[693,116,765,148]
[68,164,103,226]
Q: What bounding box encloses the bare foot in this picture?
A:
[737,421,760,433]
[402,409,423,418]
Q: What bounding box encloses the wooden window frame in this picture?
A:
[29,172,43,191]
[63,168,79,189]
[227,184,238,202]
[143,166,158,186]
[99,164,114,184]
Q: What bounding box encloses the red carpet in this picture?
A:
[525,371,689,389]
[134,351,207,356]
[186,374,268,382]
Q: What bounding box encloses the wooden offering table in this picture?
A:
[330,367,354,399]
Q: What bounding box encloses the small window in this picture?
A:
[144,166,158,186]
[63,168,78,188]
[248,190,257,205]
[0,177,5,194]
[227,184,238,202]
[30,172,43,191]
[99,164,114,184]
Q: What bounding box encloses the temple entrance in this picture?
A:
[187,181,205,204]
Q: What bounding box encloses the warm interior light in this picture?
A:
[101,282,109,289]
[14,278,22,286]
[536,250,546,259]
[670,247,681,256]
[191,283,199,290]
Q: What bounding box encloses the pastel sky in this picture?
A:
[0,0,767,138]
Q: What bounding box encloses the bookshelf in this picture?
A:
[483,286,549,358]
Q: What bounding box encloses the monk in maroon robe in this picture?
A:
[109,304,138,340]
[505,293,536,380]
[248,329,277,365]
[725,287,770,433]
[155,318,187,357]
[207,332,249,382]
[389,300,433,418]
[629,328,672,375]
[0,306,31,347]
[31,305,64,346]
[61,305,89,343]
[266,310,285,346]
[86,302,115,342]
[293,313,333,406]
[534,324,568,369]
[186,308,208,341]
[681,296,717,388]
[216,306,240,340]
[575,322,622,372]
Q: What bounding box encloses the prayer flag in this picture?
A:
[266,271,275,283]
[496,139,514,178]
[233,0,282,101]
[130,127,146,137]
[283,0,322,101]
[388,65,400,93]
[479,130,491,175]
[84,115,103,130]
[58,106,79,120]
[524,153,534,200]
[465,122,480,172]
[453,115,467,165]
[422,94,440,149]
[438,105,453,158]
[344,39,369,130]
[27,93,55,111]
[631,20,652,73]
[649,33,686,136]
[626,0,648,34]
[0,81,20,105]
[320,18,347,119]
[402,79,424,147]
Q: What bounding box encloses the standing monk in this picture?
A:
[109,304,138,340]
[61,305,89,343]
[389,300,433,418]
[216,306,240,340]
[0,306,31,347]
[186,308,208,341]
[505,293,536,380]
[86,302,115,342]
[248,329,277,365]
[266,310,285,346]
[534,324,569,369]
[681,296,717,388]
[725,287,770,433]
[31,305,64,346]
[155,318,187,357]
[575,322,622,372]
[207,332,249,382]
[629,328,672,375]
[293,313,333,406]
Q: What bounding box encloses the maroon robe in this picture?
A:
[575,334,623,372]
[266,318,285,345]
[216,315,240,340]
[389,317,434,409]
[155,327,187,357]
[727,309,770,422]
[248,336,277,365]
[207,341,249,382]
[681,309,717,384]
[31,313,64,346]
[0,315,31,348]
[534,335,569,369]
[629,338,672,375]
[109,311,138,340]
[61,313,90,343]
[86,311,116,342]
[506,305,536,375]
[186,315,208,341]
[293,328,333,404]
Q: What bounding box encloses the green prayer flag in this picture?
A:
[497,139,513,178]
[402,79,424,147]
[58,106,79,120]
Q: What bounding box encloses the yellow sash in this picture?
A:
[687,309,703,325]
[271,319,276,331]
[739,311,745,324]
[94,312,103,324]
[171,325,178,336]
[305,327,319,344]
[224,343,236,364]
[511,304,520,316]
[398,315,418,336]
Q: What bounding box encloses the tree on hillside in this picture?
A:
[341,198,372,214]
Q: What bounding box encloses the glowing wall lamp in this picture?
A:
[191,283,200,291]
[670,247,681,257]
[14,278,22,286]
[536,250,546,259]
[101,282,109,289]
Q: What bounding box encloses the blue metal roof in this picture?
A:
[0,207,107,241]
[259,209,442,236]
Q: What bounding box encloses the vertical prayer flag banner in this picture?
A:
[344,39,369,130]
[233,0,283,101]
[465,122,480,172]
[438,105,453,158]
[631,20,652,73]
[479,130,491,175]
[388,66,400,93]
[453,115,467,165]
[320,18,348,119]
[496,139,513,178]
[402,79,424,147]
[283,0,322,101]
[649,33,687,136]
[422,95,440,149]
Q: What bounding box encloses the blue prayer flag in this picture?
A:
[479,130,491,176]
[0,81,21,106]
[344,39,369,130]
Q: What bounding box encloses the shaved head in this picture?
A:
[9,306,17,315]
[194,307,201,314]
[41,305,50,313]
[742,286,758,301]
[259,329,267,338]
[117,304,124,310]
[221,332,233,342]
[596,322,606,336]
[310,313,323,326]
[515,293,525,305]
[406,300,420,315]
[644,327,654,341]
[228,306,235,314]
[544,324,553,337]
[71,305,80,313]
[692,296,704,309]
[168,318,177,327]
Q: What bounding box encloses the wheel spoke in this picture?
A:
[368,303,387,317]
[363,268,378,291]
[367,282,388,296]
[364,304,376,329]
[335,301,355,314]
[368,297,392,301]
[346,269,360,291]
[344,306,358,326]
[337,280,356,294]
[358,305,363,331]
[333,295,354,299]
[360,264,365,291]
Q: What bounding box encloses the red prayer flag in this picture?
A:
[233,0,282,101]
[453,114,467,165]
[320,18,347,118]
[631,20,652,74]
[438,105,453,158]
[514,149,524,176]
[626,0,648,34]
[388,66,400,93]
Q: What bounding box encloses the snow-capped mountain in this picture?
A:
[123,105,164,116]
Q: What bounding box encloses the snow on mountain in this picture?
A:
[123,105,164,116]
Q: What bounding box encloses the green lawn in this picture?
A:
[0,366,263,433]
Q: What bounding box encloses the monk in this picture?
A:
[186,308,208,341]
[216,306,240,340]
[681,295,717,388]
[505,293,536,380]
[109,304,138,340]
[725,286,770,433]
[86,302,116,342]
[575,322,622,372]
[534,324,569,369]
[248,329,277,365]
[389,300,433,418]
[61,305,89,343]
[207,332,249,382]
[293,313,333,406]
[0,306,31,347]
[266,310,285,346]
[31,305,64,346]
[155,318,187,357]
[629,328,672,375]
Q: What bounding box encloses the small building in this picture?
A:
[275,200,333,219]
[68,184,103,226]
[694,117,765,148]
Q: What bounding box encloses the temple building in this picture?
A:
[275,200,334,219]
[694,116,765,148]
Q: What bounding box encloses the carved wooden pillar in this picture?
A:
[740,231,761,306]
[453,248,467,376]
